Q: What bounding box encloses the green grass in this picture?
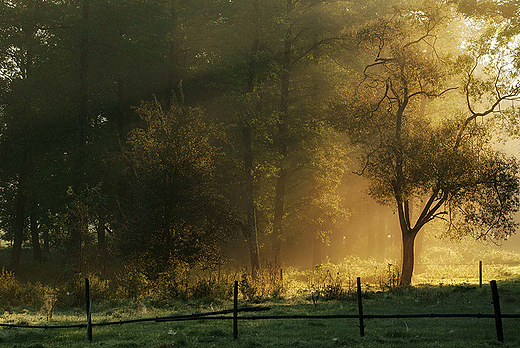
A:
[1,281,520,348]
[2,243,520,347]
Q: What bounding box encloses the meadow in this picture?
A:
[1,240,520,348]
[2,281,520,348]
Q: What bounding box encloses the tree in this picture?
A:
[116,101,237,275]
[0,0,230,275]
[207,0,273,278]
[265,0,357,268]
[194,0,354,274]
[333,1,520,286]
[0,0,73,273]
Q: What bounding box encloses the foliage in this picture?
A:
[0,268,46,309]
[308,264,348,302]
[55,272,112,308]
[2,243,520,313]
[332,0,520,286]
[238,268,286,301]
[148,263,233,305]
[116,101,238,275]
[0,0,520,310]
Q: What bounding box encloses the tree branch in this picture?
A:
[408,87,458,100]
[363,58,394,76]
[352,150,376,176]
[457,61,520,147]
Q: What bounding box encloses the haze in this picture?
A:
[1,0,520,288]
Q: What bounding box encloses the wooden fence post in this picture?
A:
[479,261,482,288]
[356,277,365,337]
[490,280,504,342]
[85,278,92,343]
[233,280,238,340]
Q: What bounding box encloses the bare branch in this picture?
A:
[263,45,283,66]
[494,66,503,98]
[457,61,520,147]
[289,27,311,47]
[402,32,435,51]
[458,92,519,147]
[415,188,441,226]
[408,87,458,100]
[425,211,448,224]
[414,189,448,230]
[363,58,394,76]
[352,149,377,176]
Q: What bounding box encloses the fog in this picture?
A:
[258,165,520,272]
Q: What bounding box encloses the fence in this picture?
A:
[1,276,519,344]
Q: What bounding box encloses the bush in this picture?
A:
[148,268,188,306]
[190,277,231,300]
[0,268,46,309]
[115,266,149,301]
[54,272,113,308]
[149,263,233,305]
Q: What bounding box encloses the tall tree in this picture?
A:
[266,0,355,268]
[333,1,520,286]
[117,101,237,275]
[0,0,68,273]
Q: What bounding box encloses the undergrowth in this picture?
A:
[0,245,519,311]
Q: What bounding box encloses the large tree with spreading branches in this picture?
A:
[333,1,520,286]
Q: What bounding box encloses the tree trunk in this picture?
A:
[69,213,83,273]
[242,16,261,279]
[414,99,427,274]
[400,231,416,287]
[415,228,424,273]
[116,79,128,138]
[78,0,89,151]
[97,217,107,273]
[246,225,260,279]
[43,227,50,261]
[376,206,385,262]
[242,125,260,278]
[272,0,292,268]
[9,190,27,274]
[165,3,187,107]
[366,201,375,259]
[30,213,42,263]
[312,234,322,267]
[272,168,287,268]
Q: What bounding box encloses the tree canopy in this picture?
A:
[332,0,520,285]
[0,0,519,286]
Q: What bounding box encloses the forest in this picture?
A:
[1,0,520,294]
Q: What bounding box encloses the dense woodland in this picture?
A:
[1,0,520,288]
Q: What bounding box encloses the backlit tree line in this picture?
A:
[1,0,520,286]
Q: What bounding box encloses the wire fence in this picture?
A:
[1,276,519,344]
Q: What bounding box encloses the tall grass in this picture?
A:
[1,239,520,311]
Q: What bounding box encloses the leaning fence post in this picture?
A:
[85,278,92,343]
[233,280,238,340]
[479,261,483,288]
[490,280,504,342]
[356,277,365,337]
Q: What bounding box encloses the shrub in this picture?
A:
[0,268,46,309]
[190,277,231,300]
[115,266,149,300]
[55,272,113,308]
[147,263,192,305]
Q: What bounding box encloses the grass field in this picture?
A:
[1,240,520,347]
[1,280,520,348]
